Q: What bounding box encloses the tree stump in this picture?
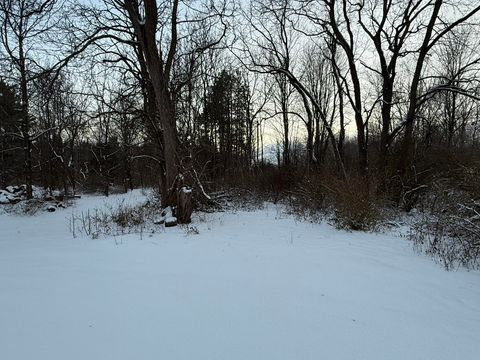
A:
[177,187,193,224]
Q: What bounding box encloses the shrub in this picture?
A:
[286,173,383,231]
[70,195,163,239]
[329,176,382,231]
[410,180,480,270]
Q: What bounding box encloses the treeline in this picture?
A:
[0,68,257,195]
[1,0,480,225]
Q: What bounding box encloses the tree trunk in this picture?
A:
[19,36,33,199]
[124,0,191,219]
[401,0,443,176]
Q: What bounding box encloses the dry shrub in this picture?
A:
[196,160,383,231]
[110,202,146,228]
[410,166,480,270]
[328,176,381,231]
[70,194,163,239]
[194,163,301,211]
[259,165,299,201]
[288,173,383,231]
[217,163,300,198]
[16,199,46,215]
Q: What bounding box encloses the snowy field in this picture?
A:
[1,190,479,360]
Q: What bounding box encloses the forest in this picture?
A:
[1,0,480,264]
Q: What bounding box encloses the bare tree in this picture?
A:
[400,0,480,175]
[239,0,346,176]
[110,0,228,214]
[304,0,369,176]
[0,0,60,198]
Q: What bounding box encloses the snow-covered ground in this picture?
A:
[1,190,479,360]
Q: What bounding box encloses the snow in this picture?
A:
[181,186,192,194]
[165,216,177,226]
[161,205,173,217]
[0,190,479,360]
[0,193,10,204]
